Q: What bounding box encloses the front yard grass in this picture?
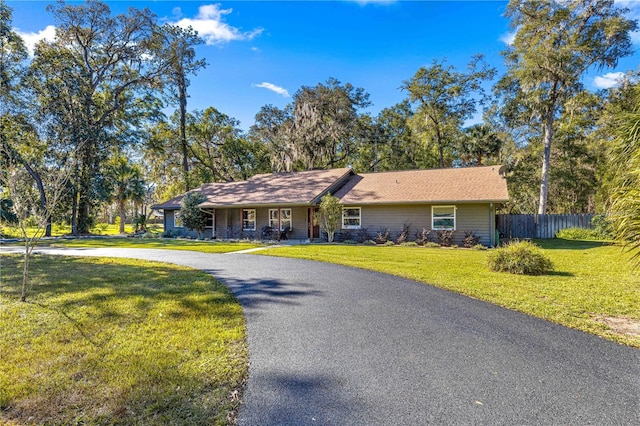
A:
[261,240,640,347]
[0,255,248,425]
[12,237,263,254]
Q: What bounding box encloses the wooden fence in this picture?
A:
[497,214,594,239]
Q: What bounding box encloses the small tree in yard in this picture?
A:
[180,191,208,238]
[315,193,342,243]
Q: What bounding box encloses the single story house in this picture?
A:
[152,165,509,246]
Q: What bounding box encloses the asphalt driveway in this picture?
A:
[2,246,639,425]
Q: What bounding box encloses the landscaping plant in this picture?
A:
[487,240,553,275]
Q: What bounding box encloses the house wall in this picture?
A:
[340,203,495,246]
[211,206,311,240]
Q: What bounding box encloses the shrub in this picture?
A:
[425,242,440,248]
[555,227,602,241]
[375,227,391,244]
[362,239,377,246]
[437,230,455,247]
[415,228,434,245]
[591,214,614,239]
[400,241,419,247]
[343,239,357,245]
[463,230,481,248]
[472,244,487,250]
[396,223,411,245]
[383,241,396,246]
[487,240,553,275]
[355,228,370,243]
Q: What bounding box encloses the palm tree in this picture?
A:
[609,84,640,267]
[106,156,145,234]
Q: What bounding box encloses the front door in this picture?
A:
[308,208,320,239]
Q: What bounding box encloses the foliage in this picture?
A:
[400,241,419,247]
[414,228,434,246]
[591,214,614,239]
[250,78,370,171]
[607,84,640,266]
[425,242,441,248]
[555,227,603,241]
[463,231,481,248]
[436,230,455,247]
[105,155,145,234]
[472,244,487,250]
[179,191,209,237]
[375,227,391,244]
[402,55,496,168]
[0,198,17,224]
[315,193,342,243]
[395,223,411,245]
[487,240,553,275]
[362,239,377,246]
[0,255,247,424]
[499,0,636,214]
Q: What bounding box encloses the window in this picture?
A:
[205,209,214,229]
[242,209,256,231]
[432,206,456,230]
[173,210,183,228]
[342,207,361,229]
[269,208,292,231]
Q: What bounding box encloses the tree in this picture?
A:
[179,191,208,238]
[160,24,206,192]
[1,139,76,302]
[500,0,636,214]
[459,124,502,166]
[402,55,495,168]
[315,193,342,243]
[607,83,640,266]
[105,155,145,234]
[250,79,370,172]
[29,0,173,234]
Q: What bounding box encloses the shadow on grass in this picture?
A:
[534,239,613,250]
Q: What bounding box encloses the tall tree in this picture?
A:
[500,0,636,214]
[160,24,206,192]
[29,0,172,234]
[402,55,495,168]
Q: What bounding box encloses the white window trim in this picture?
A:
[242,209,256,231]
[269,208,293,231]
[342,207,362,229]
[431,205,457,231]
[173,210,183,228]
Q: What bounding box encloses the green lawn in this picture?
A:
[260,240,640,347]
[0,255,248,425]
[0,222,147,238]
[22,237,263,254]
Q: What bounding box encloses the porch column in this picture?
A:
[278,207,281,240]
[309,208,313,242]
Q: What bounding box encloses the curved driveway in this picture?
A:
[3,246,639,424]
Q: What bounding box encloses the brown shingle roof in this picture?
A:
[334,166,508,204]
[153,168,354,209]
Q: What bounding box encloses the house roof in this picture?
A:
[333,166,509,205]
[152,168,354,209]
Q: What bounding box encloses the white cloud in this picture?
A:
[499,31,516,46]
[172,4,263,45]
[593,72,626,89]
[253,82,290,98]
[17,25,56,55]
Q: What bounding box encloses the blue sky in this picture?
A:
[7,1,640,131]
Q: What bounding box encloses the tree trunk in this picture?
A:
[538,111,554,215]
[178,70,190,192]
[119,198,126,234]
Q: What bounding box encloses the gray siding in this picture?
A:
[342,203,495,246]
